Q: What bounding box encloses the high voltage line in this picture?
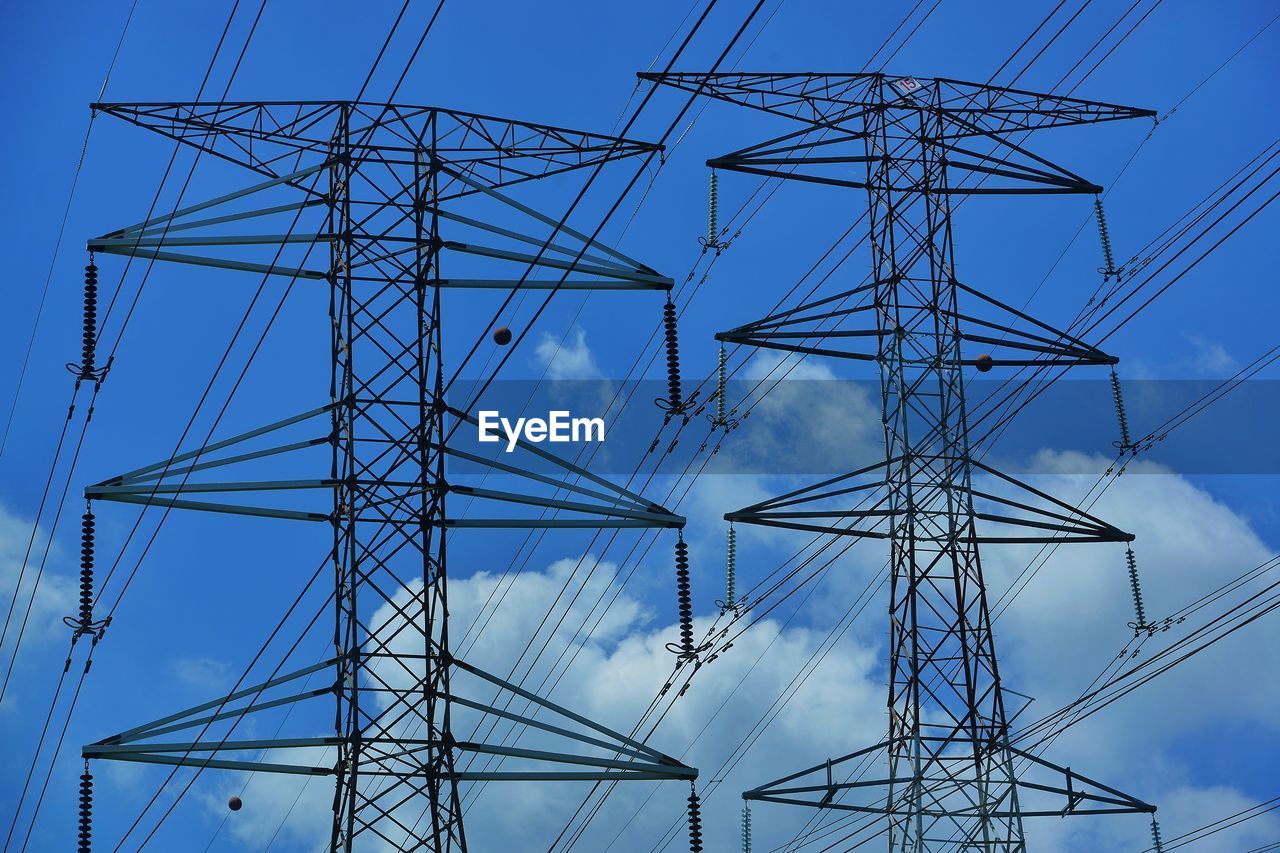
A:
[2,1,448,847]
[43,1,784,849]
[4,1,1280,851]
[463,3,1280,845]
[558,2,1165,843]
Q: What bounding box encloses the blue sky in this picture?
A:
[1,1,1279,850]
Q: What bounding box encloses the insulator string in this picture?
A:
[742,803,752,853]
[699,170,729,254]
[1094,196,1119,279]
[1150,815,1165,852]
[82,259,97,377]
[707,344,740,430]
[66,254,108,384]
[78,508,94,627]
[675,537,694,656]
[725,523,736,609]
[686,782,704,853]
[1109,368,1136,452]
[1126,546,1150,635]
[664,299,682,414]
[717,523,739,613]
[716,344,726,423]
[63,503,108,639]
[666,536,707,661]
[708,171,718,247]
[655,298,695,421]
[77,762,92,852]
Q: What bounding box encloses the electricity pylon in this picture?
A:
[641,73,1156,849]
[79,101,695,851]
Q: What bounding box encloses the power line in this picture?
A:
[11,3,1276,850]
[3,2,452,847]
[0,7,285,842]
[0,0,140,459]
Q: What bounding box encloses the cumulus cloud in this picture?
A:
[199,747,334,851]
[172,656,235,690]
[206,553,889,851]
[194,453,1279,851]
[986,451,1278,738]
[710,349,882,476]
[535,327,603,380]
[978,452,1280,848]
[1182,335,1239,376]
[1130,334,1240,379]
[0,502,75,711]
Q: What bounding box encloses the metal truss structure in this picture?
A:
[80,101,695,851]
[641,72,1157,850]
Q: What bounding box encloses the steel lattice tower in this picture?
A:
[79,101,695,850]
[642,73,1157,849]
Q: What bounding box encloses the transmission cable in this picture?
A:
[7,2,446,847]
[0,3,284,842]
[0,0,140,459]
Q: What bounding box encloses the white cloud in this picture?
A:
[0,502,75,712]
[194,453,1280,851]
[1131,334,1241,379]
[1154,785,1280,851]
[1183,334,1239,376]
[206,553,889,851]
[1032,784,1280,852]
[172,656,234,690]
[535,327,602,380]
[986,451,1279,740]
[199,748,334,851]
[714,349,882,476]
